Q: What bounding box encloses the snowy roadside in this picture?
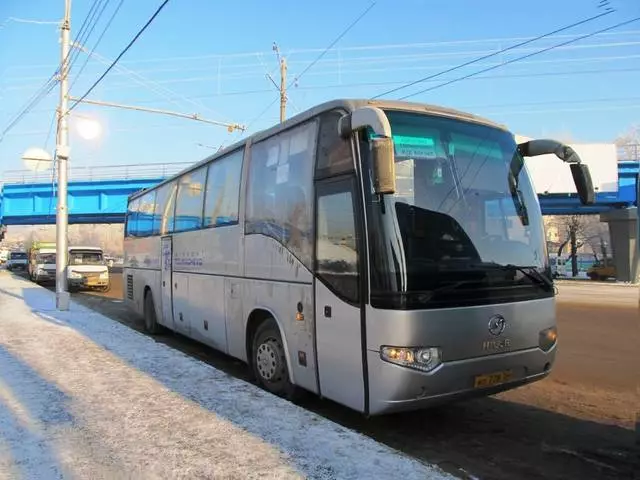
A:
[0,272,455,480]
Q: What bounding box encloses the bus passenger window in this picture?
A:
[246,122,316,269]
[203,149,243,227]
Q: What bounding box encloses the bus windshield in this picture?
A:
[69,250,104,265]
[365,110,548,309]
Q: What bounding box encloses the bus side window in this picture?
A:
[138,190,156,237]
[126,198,140,237]
[246,121,316,269]
[175,166,207,232]
[203,149,243,227]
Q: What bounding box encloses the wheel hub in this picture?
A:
[256,341,279,381]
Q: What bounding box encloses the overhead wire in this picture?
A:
[6,66,640,125]
[287,1,377,88]
[60,0,103,77]
[0,75,58,142]
[69,0,124,91]
[371,9,616,99]
[68,0,172,114]
[0,0,110,143]
[4,29,639,82]
[399,15,640,100]
[72,47,229,120]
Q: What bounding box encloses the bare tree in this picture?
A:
[614,124,639,161]
[555,215,610,276]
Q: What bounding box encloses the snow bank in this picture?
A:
[0,272,453,479]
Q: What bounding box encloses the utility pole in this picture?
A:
[56,0,71,310]
[270,42,287,123]
[279,56,287,123]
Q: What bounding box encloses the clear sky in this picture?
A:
[1,0,639,173]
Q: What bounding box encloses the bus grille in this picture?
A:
[126,274,134,300]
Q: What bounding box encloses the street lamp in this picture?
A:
[21,147,53,172]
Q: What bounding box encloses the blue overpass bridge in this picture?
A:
[1,156,638,281]
[0,162,191,225]
[1,161,637,225]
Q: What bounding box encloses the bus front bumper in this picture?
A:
[366,346,555,415]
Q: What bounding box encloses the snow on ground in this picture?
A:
[0,272,453,480]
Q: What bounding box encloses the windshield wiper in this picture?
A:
[467,262,554,291]
[502,264,554,291]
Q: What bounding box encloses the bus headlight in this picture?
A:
[539,326,558,352]
[380,346,442,372]
[69,271,82,279]
[99,271,109,279]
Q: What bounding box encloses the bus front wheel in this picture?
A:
[143,291,163,335]
[251,318,298,400]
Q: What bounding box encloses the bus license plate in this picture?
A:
[474,370,513,388]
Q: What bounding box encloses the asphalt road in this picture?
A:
[41,272,639,479]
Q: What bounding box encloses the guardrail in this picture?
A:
[1,162,194,184]
[617,144,639,161]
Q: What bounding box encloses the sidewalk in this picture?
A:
[0,272,452,480]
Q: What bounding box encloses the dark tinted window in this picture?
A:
[246,121,317,269]
[316,111,353,178]
[204,149,243,227]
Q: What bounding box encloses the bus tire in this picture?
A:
[143,291,162,335]
[251,318,298,400]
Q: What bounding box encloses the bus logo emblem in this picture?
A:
[488,315,506,336]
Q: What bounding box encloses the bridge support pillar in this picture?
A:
[600,207,638,283]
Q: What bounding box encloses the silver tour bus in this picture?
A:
[123,99,594,415]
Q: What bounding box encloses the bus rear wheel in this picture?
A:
[251,318,298,400]
[143,291,163,335]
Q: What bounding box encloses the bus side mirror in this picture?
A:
[338,107,396,195]
[371,137,396,195]
[570,163,595,205]
[518,139,595,205]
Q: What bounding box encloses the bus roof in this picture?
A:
[129,98,509,202]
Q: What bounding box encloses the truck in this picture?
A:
[27,241,57,284]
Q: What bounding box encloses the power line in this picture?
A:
[67,0,114,77]
[62,0,104,76]
[288,1,376,88]
[4,28,639,75]
[0,17,59,27]
[371,9,615,99]
[44,110,58,150]
[69,0,125,92]
[70,45,229,121]
[0,1,111,146]
[69,0,171,113]
[0,75,58,142]
[400,15,640,100]
[6,65,639,123]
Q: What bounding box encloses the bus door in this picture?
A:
[314,177,365,412]
[161,236,174,328]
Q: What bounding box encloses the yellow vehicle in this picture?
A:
[586,260,616,280]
